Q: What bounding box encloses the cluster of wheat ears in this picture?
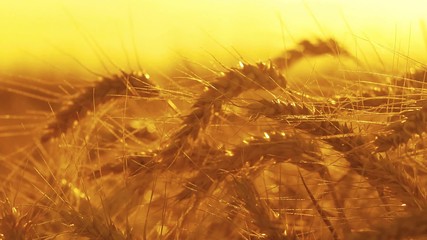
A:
[0,38,427,240]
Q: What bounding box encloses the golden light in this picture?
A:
[0,0,426,75]
[1,1,427,239]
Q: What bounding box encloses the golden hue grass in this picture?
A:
[1,37,427,240]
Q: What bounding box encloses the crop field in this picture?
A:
[0,1,427,239]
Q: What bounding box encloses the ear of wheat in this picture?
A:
[375,103,427,152]
[246,98,427,210]
[41,71,158,142]
[59,201,127,240]
[158,62,286,170]
[0,196,34,240]
[273,38,354,69]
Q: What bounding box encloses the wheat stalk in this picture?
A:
[172,132,337,239]
[299,170,339,240]
[231,176,288,240]
[273,38,354,70]
[158,62,286,170]
[348,209,427,240]
[175,132,319,199]
[60,203,127,240]
[41,71,158,142]
[246,98,427,209]
[375,102,427,152]
[0,196,34,240]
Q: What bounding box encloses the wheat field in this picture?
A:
[1,1,427,239]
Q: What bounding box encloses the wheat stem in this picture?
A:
[299,170,339,240]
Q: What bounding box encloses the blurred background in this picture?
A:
[0,0,426,75]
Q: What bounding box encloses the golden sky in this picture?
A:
[0,0,426,75]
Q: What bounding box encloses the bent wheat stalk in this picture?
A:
[158,62,286,169]
[273,38,354,70]
[41,71,158,142]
